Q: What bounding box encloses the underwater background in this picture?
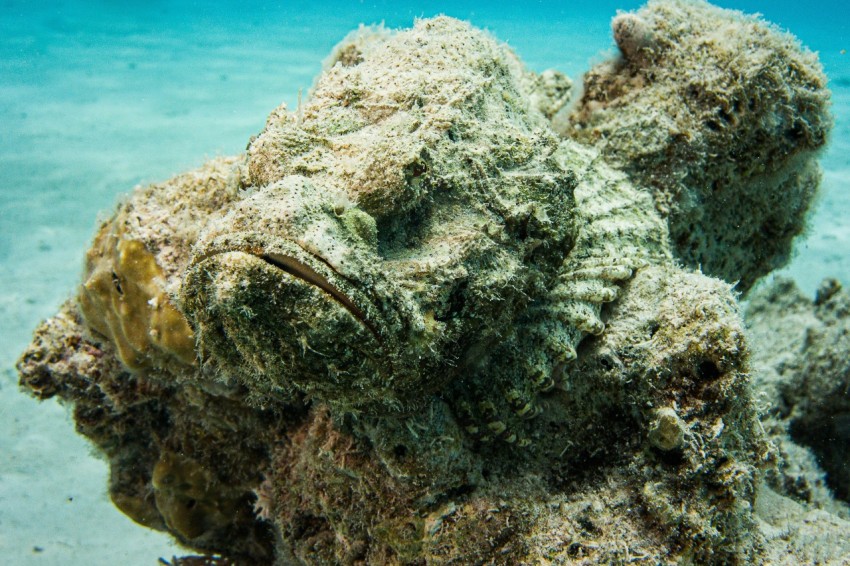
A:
[0,0,846,563]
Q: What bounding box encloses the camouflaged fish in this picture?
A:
[75,17,670,445]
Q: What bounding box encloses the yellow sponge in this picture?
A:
[79,221,195,371]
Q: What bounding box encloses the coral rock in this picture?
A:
[14,5,844,565]
[562,0,832,292]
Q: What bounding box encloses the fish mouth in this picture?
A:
[183,231,447,413]
[259,251,374,334]
[190,233,380,339]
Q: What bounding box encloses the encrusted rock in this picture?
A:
[561,0,831,292]
[14,5,845,565]
[747,278,850,504]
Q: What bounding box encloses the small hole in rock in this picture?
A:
[647,321,660,338]
[697,360,721,381]
[393,445,408,458]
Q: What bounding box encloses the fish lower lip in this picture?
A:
[258,251,371,329]
[192,239,379,339]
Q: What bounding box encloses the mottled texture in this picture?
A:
[747,278,850,504]
[14,6,846,565]
[744,279,850,565]
[562,0,831,292]
[182,18,666,441]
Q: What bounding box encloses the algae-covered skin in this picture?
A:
[264,265,768,563]
[561,0,832,293]
[19,301,285,560]
[14,4,846,565]
[180,18,665,437]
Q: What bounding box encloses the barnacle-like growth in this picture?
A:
[562,0,832,292]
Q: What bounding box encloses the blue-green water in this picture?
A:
[0,1,847,563]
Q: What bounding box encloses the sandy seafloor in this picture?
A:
[0,0,847,563]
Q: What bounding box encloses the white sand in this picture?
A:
[1,1,846,563]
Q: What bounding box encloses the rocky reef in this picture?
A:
[561,0,831,292]
[745,279,850,564]
[747,278,850,507]
[16,1,849,564]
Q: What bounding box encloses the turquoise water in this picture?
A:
[0,1,847,563]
